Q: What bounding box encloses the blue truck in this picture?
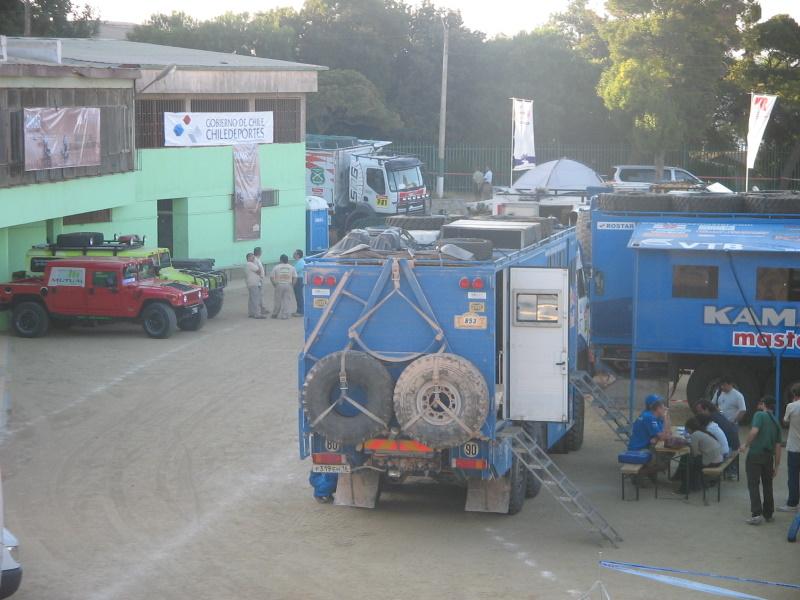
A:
[585,190,800,419]
[297,220,593,515]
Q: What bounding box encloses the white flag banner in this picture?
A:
[746,94,777,169]
[164,112,273,147]
[512,98,536,171]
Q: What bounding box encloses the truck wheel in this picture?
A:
[686,360,760,421]
[385,215,447,230]
[12,301,50,338]
[575,209,592,264]
[507,455,527,515]
[303,350,394,445]
[344,204,377,232]
[564,392,585,451]
[670,194,745,213]
[204,290,224,319]
[744,192,800,214]
[434,238,493,261]
[394,353,489,449]
[522,422,545,498]
[178,304,208,331]
[141,302,178,339]
[597,193,672,212]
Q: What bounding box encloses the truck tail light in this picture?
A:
[312,453,344,465]
[325,275,337,286]
[312,274,324,286]
[472,277,484,290]
[459,277,471,289]
[459,277,484,290]
[453,458,487,470]
[364,439,433,453]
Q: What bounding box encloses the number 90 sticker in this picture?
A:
[454,312,487,329]
[463,441,480,457]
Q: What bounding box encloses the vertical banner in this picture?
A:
[24,107,101,171]
[233,144,262,241]
[512,98,536,171]
[746,94,777,169]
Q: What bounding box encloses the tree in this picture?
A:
[307,69,403,137]
[597,0,755,178]
[0,0,99,37]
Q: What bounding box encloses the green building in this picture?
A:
[0,36,324,310]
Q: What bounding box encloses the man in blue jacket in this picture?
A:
[628,395,672,484]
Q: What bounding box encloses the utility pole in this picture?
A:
[23,1,32,36]
[436,17,449,200]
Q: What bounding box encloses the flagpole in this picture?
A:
[510,98,515,187]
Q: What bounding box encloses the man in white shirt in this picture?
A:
[481,165,493,200]
[712,378,747,424]
[244,253,265,319]
[778,385,800,512]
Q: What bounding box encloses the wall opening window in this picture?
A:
[672,265,718,298]
[756,267,800,301]
[254,98,301,143]
[515,292,559,324]
[63,209,111,225]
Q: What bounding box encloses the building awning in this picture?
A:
[628,221,800,253]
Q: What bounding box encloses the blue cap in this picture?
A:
[644,394,664,407]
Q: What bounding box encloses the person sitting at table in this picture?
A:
[675,416,724,495]
[695,413,730,458]
[628,395,672,485]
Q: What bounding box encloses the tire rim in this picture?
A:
[17,309,37,333]
[415,381,462,426]
[146,312,165,333]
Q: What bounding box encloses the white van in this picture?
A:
[610,165,734,193]
[0,471,21,599]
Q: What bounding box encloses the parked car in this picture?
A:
[0,257,206,339]
[0,471,21,599]
[610,165,733,193]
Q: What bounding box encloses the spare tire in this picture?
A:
[303,351,393,445]
[744,193,800,214]
[434,238,493,260]
[598,193,672,212]
[670,194,745,213]
[394,353,489,449]
[385,215,447,230]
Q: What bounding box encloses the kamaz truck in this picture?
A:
[584,190,800,420]
[295,218,628,544]
[305,134,429,234]
[24,232,227,318]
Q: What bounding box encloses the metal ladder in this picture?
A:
[500,426,623,547]
[570,370,632,443]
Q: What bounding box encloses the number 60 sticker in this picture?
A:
[324,439,341,451]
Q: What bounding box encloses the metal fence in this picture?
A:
[391,141,800,194]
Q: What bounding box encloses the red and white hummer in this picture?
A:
[0,257,206,339]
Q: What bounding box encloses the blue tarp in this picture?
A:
[628,221,800,253]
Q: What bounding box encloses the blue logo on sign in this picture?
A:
[173,123,185,136]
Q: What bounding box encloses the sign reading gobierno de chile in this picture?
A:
[163,112,273,147]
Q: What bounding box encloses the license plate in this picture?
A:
[311,464,351,473]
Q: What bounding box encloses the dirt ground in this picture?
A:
[1,283,798,600]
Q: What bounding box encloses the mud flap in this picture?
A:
[464,476,511,514]
[334,470,381,509]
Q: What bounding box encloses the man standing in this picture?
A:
[253,246,268,316]
[712,378,747,425]
[481,165,493,200]
[244,253,265,319]
[471,168,484,201]
[778,385,800,513]
[742,395,782,525]
[292,249,305,317]
[270,254,297,319]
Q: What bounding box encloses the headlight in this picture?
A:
[3,528,19,564]
[182,294,188,304]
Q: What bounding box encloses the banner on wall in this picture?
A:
[233,143,262,241]
[24,107,101,171]
[164,112,273,147]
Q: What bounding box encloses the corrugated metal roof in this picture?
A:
[629,222,800,253]
[5,37,325,72]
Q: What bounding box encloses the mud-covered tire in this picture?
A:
[507,455,527,515]
[686,359,761,421]
[344,204,377,232]
[598,193,672,212]
[743,193,800,214]
[141,302,178,339]
[11,301,50,338]
[385,215,447,230]
[178,303,208,331]
[434,238,493,261]
[204,290,224,319]
[564,393,585,451]
[303,351,393,445]
[394,353,489,449]
[522,422,545,498]
[670,194,745,213]
[575,209,592,264]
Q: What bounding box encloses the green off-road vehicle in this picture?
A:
[25,232,227,318]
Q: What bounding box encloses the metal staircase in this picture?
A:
[500,426,623,547]
[570,370,632,443]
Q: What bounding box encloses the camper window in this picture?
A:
[672,265,718,298]
[756,267,800,301]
